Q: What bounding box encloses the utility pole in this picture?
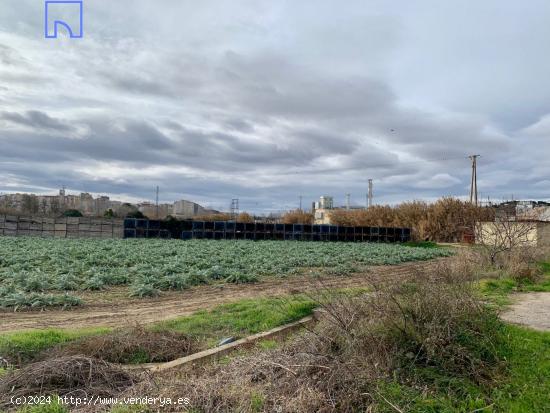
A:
[299,195,303,211]
[367,179,373,208]
[469,155,480,206]
[155,186,159,219]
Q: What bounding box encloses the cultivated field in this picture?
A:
[0,237,451,310]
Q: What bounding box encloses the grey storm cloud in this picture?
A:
[1,110,74,132]
[0,0,549,211]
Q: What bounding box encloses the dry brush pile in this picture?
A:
[330,197,495,242]
[129,256,505,412]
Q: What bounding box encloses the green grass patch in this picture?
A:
[479,260,550,307]
[154,296,316,347]
[375,325,550,412]
[403,241,440,248]
[0,327,110,365]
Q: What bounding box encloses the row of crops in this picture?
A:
[0,237,452,309]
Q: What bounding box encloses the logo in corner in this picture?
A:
[45,1,83,39]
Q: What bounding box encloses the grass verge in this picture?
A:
[480,260,550,306]
[0,328,110,366]
[0,296,316,366]
[374,325,550,412]
[153,296,316,347]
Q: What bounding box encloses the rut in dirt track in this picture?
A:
[0,259,446,333]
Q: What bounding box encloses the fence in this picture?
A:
[124,219,412,243]
[0,215,124,239]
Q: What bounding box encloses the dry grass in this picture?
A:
[0,356,136,408]
[330,197,495,242]
[38,326,195,364]
[128,256,504,412]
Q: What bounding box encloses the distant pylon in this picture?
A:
[230,198,240,220]
[367,179,373,208]
[346,194,350,210]
[155,186,159,219]
[469,155,480,206]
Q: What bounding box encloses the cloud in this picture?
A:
[1,110,74,132]
[0,0,549,211]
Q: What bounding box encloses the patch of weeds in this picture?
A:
[0,328,110,366]
[404,241,439,248]
[250,391,265,412]
[129,284,160,298]
[154,296,316,347]
[258,340,278,350]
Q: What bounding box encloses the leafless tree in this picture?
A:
[475,214,537,267]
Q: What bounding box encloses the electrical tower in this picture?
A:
[345,193,351,210]
[469,155,480,206]
[299,195,303,211]
[367,179,373,208]
[230,198,240,220]
[155,186,159,219]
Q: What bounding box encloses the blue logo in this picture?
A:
[45,1,83,39]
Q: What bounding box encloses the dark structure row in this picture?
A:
[123,219,412,243]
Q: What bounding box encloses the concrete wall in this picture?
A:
[476,221,547,247]
[0,215,124,239]
[537,222,550,247]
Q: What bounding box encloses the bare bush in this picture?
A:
[38,326,195,365]
[129,259,504,412]
[0,356,136,408]
[329,197,494,242]
[476,217,544,283]
[281,209,314,224]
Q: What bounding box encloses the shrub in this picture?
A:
[125,210,145,219]
[130,258,505,412]
[129,284,160,298]
[329,197,495,242]
[62,209,83,217]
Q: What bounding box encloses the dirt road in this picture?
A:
[0,259,444,333]
[501,292,550,331]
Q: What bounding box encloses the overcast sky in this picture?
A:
[0,1,549,212]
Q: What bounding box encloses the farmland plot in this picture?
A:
[0,237,452,309]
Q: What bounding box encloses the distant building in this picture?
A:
[312,195,335,224]
[495,201,550,222]
[138,202,172,219]
[173,199,208,219]
[0,190,215,219]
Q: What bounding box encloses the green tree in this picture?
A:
[126,210,145,219]
[63,209,83,217]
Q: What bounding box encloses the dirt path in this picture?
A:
[0,259,444,333]
[501,292,550,331]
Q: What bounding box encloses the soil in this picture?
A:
[0,259,445,333]
[501,292,550,331]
